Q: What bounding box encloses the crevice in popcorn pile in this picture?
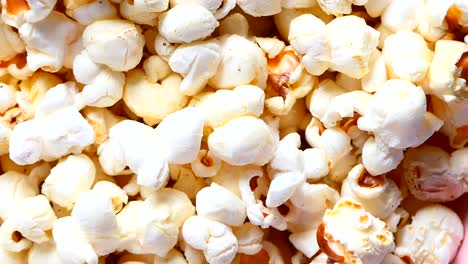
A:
[0,0,467,264]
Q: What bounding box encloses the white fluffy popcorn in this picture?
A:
[82,19,144,72]
[97,120,169,189]
[41,154,96,210]
[326,15,380,79]
[117,188,194,256]
[196,183,246,226]
[361,136,404,175]
[209,35,268,90]
[28,242,64,264]
[0,195,56,252]
[288,14,329,76]
[0,22,25,62]
[73,50,125,107]
[381,0,423,33]
[319,198,395,264]
[208,116,276,166]
[9,83,95,165]
[383,31,433,83]
[317,0,367,16]
[1,0,57,28]
[158,4,218,44]
[19,11,82,73]
[341,164,402,219]
[182,215,238,264]
[358,79,442,150]
[66,0,117,26]
[236,0,282,17]
[52,216,98,264]
[195,85,265,128]
[120,0,168,26]
[71,182,127,256]
[232,222,263,255]
[395,205,463,264]
[427,40,468,101]
[154,107,204,164]
[169,40,222,96]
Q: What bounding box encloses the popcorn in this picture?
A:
[195,85,265,128]
[171,0,235,19]
[82,19,144,72]
[120,0,168,26]
[416,0,453,42]
[123,69,188,126]
[209,35,268,90]
[73,51,125,107]
[232,222,263,255]
[289,228,320,258]
[154,33,179,62]
[53,216,98,264]
[67,0,118,26]
[289,14,329,76]
[361,136,404,176]
[19,11,82,72]
[266,171,305,208]
[97,120,169,189]
[172,167,206,200]
[0,195,56,252]
[0,21,25,62]
[0,83,16,114]
[318,198,395,264]
[81,107,125,152]
[402,145,467,202]
[41,154,96,210]
[236,0,282,17]
[364,0,391,17]
[382,31,433,83]
[0,246,26,264]
[9,83,95,165]
[321,90,372,128]
[158,4,219,44]
[427,40,468,101]
[358,79,442,150]
[153,249,186,264]
[341,164,402,219]
[117,188,194,256]
[255,37,285,59]
[190,149,222,178]
[169,40,222,96]
[208,116,276,166]
[306,79,347,123]
[316,0,367,16]
[431,96,468,148]
[1,0,57,28]
[326,15,380,79]
[282,0,317,9]
[196,183,246,226]
[395,205,464,264]
[28,242,64,264]
[182,215,238,264]
[71,182,127,255]
[381,0,423,33]
[361,50,387,93]
[218,13,249,37]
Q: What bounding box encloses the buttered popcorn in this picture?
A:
[0,0,467,264]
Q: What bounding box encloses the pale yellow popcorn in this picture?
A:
[123,69,188,126]
[218,13,249,37]
[0,195,57,252]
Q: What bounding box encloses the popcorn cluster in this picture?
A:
[0,0,466,263]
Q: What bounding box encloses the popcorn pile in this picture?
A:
[0,0,466,263]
